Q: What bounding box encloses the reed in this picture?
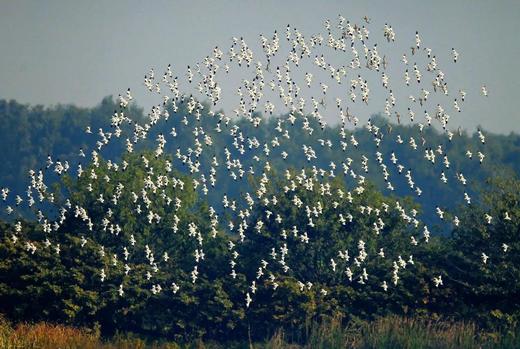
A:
[0,315,518,348]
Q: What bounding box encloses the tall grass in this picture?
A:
[0,315,518,348]
[358,316,480,349]
[0,317,180,349]
[0,318,99,349]
[260,316,520,349]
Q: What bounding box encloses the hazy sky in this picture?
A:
[0,0,519,134]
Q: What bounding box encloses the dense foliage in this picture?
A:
[0,157,519,341]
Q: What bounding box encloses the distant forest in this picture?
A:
[1,97,519,228]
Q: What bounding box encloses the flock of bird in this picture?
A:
[1,15,512,308]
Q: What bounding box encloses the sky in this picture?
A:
[0,0,519,134]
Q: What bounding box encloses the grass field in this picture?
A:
[0,315,519,349]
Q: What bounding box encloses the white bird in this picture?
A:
[451,48,459,63]
[172,282,180,294]
[245,292,252,308]
[433,275,443,287]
